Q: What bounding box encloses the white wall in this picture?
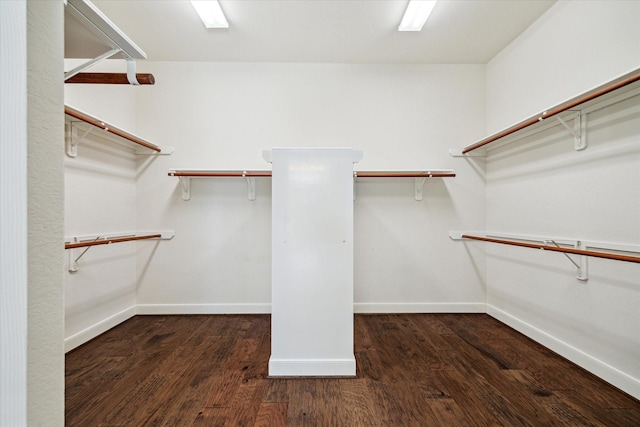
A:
[134,62,487,314]
[64,61,143,350]
[486,0,640,134]
[483,1,640,398]
[27,0,65,424]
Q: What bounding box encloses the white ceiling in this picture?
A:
[71,0,556,64]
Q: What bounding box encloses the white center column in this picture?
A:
[264,147,362,377]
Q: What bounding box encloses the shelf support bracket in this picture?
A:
[243,172,256,201]
[414,177,427,201]
[577,241,588,281]
[556,112,587,151]
[68,238,80,273]
[68,236,102,272]
[179,177,191,201]
[65,122,93,158]
[546,240,588,281]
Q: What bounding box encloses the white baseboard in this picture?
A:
[268,357,356,377]
[64,305,136,352]
[354,302,486,313]
[487,304,640,400]
[135,303,272,315]
[137,303,487,315]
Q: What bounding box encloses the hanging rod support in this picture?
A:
[126,58,141,86]
[546,239,587,280]
[415,177,427,201]
[179,176,191,201]
[555,112,587,151]
[65,122,93,158]
[243,172,256,201]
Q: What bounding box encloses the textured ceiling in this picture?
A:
[67,0,556,64]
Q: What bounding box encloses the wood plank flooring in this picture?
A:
[66,314,640,426]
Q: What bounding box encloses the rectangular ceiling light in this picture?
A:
[398,0,437,31]
[191,0,228,28]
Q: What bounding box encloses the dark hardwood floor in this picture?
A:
[66,314,640,426]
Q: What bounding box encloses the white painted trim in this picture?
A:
[135,303,272,315]
[136,303,486,315]
[487,304,640,400]
[268,357,356,377]
[354,302,486,313]
[0,1,27,424]
[64,305,136,352]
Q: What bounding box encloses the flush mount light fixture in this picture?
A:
[398,0,438,31]
[191,0,228,28]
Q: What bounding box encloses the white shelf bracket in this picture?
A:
[577,241,589,281]
[244,173,256,201]
[545,240,588,281]
[556,112,587,151]
[65,122,93,158]
[414,177,427,201]
[179,176,191,201]
[68,238,80,273]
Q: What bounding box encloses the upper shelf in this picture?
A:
[64,0,152,84]
[65,0,145,60]
[452,68,640,156]
[65,105,172,157]
[168,169,455,201]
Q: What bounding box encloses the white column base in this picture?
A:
[268,356,356,377]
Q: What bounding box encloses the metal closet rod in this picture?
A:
[462,68,640,154]
[462,234,640,264]
[65,105,161,152]
[64,234,162,250]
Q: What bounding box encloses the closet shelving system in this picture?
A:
[168,169,456,201]
[450,67,640,279]
[450,68,640,156]
[65,0,153,85]
[64,105,174,157]
[64,0,173,268]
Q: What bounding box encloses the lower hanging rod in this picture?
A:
[64,234,162,250]
[461,234,640,264]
